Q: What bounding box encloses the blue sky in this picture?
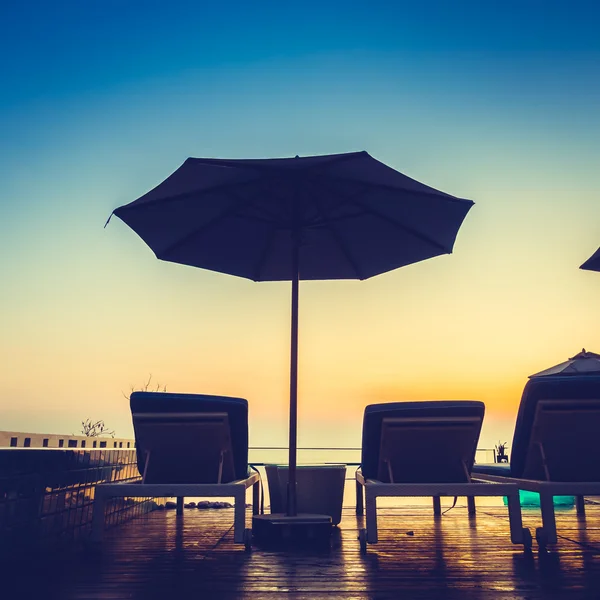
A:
[1,1,599,446]
[2,1,599,106]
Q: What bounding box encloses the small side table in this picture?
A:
[265,464,347,525]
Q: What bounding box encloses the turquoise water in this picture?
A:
[502,490,575,507]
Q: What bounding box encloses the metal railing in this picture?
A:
[248,446,498,469]
[0,440,501,557]
[0,448,156,557]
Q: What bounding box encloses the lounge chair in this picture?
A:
[472,374,600,547]
[91,392,261,547]
[355,401,531,552]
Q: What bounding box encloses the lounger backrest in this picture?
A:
[130,392,249,483]
[133,411,235,484]
[511,375,600,479]
[378,415,482,483]
[361,401,485,483]
[521,398,600,482]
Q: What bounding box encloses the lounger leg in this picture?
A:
[91,490,107,542]
[365,488,378,544]
[467,496,476,516]
[576,495,586,517]
[252,479,260,515]
[539,493,558,545]
[176,497,184,516]
[433,496,441,517]
[506,492,525,545]
[233,487,246,543]
[356,480,364,516]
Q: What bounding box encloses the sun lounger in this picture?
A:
[472,374,600,547]
[355,401,530,552]
[91,392,260,547]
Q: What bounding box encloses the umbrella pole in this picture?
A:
[287,236,299,517]
[251,235,332,544]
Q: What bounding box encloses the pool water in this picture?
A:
[502,489,575,507]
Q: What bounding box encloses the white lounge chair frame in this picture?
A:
[355,415,531,551]
[474,398,600,547]
[91,412,261,546]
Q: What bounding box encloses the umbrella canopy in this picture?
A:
[108,151,474,516]
[529,349,600,378]
[109,152,473,281]
[580,247,600,272]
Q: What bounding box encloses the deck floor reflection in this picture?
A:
[5,502,600,599]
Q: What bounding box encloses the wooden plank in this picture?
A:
[4,504,600,598]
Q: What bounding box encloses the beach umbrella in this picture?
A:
[107,151,474,518]
[580,247,600,272]
[529,349,600,378]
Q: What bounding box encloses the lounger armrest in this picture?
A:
[356,469,384,486]
[231,471,260,487]
[356,468,364,485]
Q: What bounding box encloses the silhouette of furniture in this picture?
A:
[266,464,346,525]
[473,374,600,547]
[91,392,260,547]
[355,401,530,552]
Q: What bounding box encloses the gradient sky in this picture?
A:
[1,1,600,452]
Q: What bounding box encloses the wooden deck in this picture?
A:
[5,502,600,599]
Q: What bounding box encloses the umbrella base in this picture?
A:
[252,513,332,548]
